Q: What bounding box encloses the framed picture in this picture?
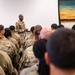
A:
[59,0,75,21]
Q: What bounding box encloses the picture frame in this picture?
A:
[58,0,75,22]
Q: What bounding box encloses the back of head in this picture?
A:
[9,25,15,31]
[40,28,52,39]
[33,39,47,59]
[30,26,35,33]
[34,25,42,41]
[0,25,4,32]
[72,25,75,30]
[34,25,42,32]
[51,23,57,30]
[47,28,75,69]
[33,39,49,75]
[57,24,64,28]
[4,28,11,38]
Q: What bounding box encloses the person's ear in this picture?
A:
[45,52,51,65]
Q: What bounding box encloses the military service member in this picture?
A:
[0,66,5,75]
[20,45,39,69]
[9,25,21,48]
[0,50,18,75]
[0,25,20,71]
[4,28,19,50]
[24,26,35,49]
[15,14,26,48]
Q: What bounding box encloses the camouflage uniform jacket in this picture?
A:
[20,46,39,69]
[0,51,18,75]
[0,66,5,75]
[15,20,26,33]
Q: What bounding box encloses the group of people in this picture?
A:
[0,14,75,75]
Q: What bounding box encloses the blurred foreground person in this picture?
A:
[33,39,49,75]
[45,28,75,75]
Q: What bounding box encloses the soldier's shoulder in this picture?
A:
[20,65,38,75]
[0,66,5,75]
[16,20,21,24]
[25,46,33,52]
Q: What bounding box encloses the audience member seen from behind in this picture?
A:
[39,28,52,40]
[0,50,18,75]
[45,28,75,75]
[4,28,19,50]
[34,25,42,41]
[72,25,75,30]
[57,24,64,28]
[51,23,57,31]
[33,39,49,75]
[24,26,35,49]
[9,25,21,48]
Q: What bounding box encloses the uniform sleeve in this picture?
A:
[20,50,27,69]
[5,52,18,75]
[0,66,5,75]
[10,42,20,69]
[0,51,18,75]
[15,22,19,32]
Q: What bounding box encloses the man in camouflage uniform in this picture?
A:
[4,28,19,51]
[20,45,39,69]
[24,26,35,49]
[0,25,20,71]
[15,14,26,49]
[0,66,5,75]
[20,65,38,75]
[9,25,21,48]
[0,50,18,75]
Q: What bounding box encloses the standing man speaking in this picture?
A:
[15,14,26,49]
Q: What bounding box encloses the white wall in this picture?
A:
[61,22,75,29]
[0,0,59,30]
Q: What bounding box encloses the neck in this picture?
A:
[0,34,4,38]
[19,20,23,22]
[50,64,75,75]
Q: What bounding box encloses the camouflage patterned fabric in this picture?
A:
[0,66,5,75]
[0,50,18,75]
[20,46,39,69]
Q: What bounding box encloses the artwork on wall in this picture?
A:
[59,0,75,21]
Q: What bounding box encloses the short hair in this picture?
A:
[40,28,52,39]
[72,25,75,30]
[34,25,42,32]
[34,25,42,40]
[19,14,23,17]
[51,23,57,29]
[9,25,15,31]
[58,24,64,28]
[30,26,35,33]
[47,28,75,69]
[0,25,4,32]
[4,28,11,38]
